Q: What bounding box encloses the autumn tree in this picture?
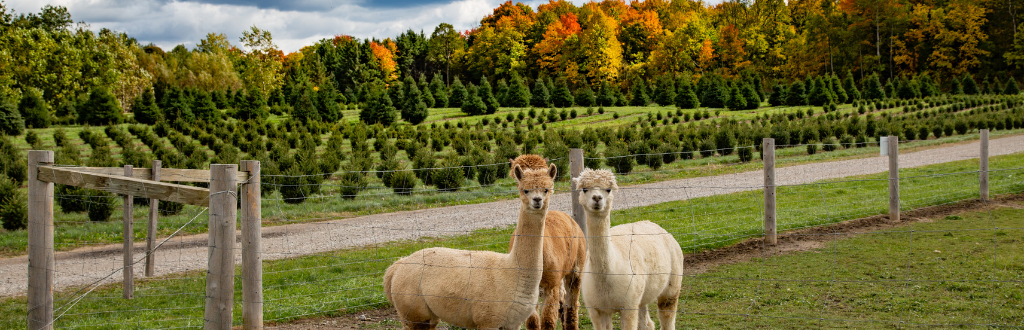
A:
[238,26,284,95]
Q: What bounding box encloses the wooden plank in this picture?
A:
[37,166,210,206]
[240,161,263,330]
[888,136,900,222]
[146,161,160,277]
[206,165,237,330]
[980,129,989,201]
[568,149,586,237]
[122,165,134,300]
[763,138,777,245]
[28,151,54,330]
[69,167,249,183]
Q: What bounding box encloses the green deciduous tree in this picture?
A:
[0,93,24,136]
[18,88,49,128]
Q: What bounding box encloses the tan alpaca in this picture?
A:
[384,164,557,330]
[508,155,587,330]
[574,168,684,330]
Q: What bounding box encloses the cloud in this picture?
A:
[3,0,596,52]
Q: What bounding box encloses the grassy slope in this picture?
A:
[0,150,1020,328]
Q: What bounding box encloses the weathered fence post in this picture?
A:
[27,150,54,330]
[762,138,777,245]
[123,165,134,299]
[240,160,263,330]
[569,149,586,237]
[888,136,900,222]
[980,129,989,201]
[206,164,237,330]
[146,160,160,277]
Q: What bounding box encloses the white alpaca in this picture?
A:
[383,164,557,330]
[575,168,684,330]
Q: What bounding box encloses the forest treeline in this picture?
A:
[0,0,1022,124]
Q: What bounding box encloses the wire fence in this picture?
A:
[12,132,1024,329]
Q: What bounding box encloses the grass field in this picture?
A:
[0,149,1020,329]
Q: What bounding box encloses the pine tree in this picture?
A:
[786,80,807,106]
[192,90,219,121]
[896,78,917,100]
[597,80,616,106]
[768,84,787,107]
[830,75,848,104]
[80,86,123,125]
[575,85,596,107]
[884,79,895,98]
[160,87,195,123]
[843,71,861,101]
[478,77,500,114]
[360,86,397,125]
[726,85,747,110]
[551,76,575,108]
[702,78,729,108]
[506,73,531,107]
[403,75,421,112]
[962,73,980,95]
[448,77,467,108]
[133,89,162,124]
[809,77,834,106]
[237,86,269,121]
[629,79,650,106]
[981,75,992,94]
[0,92,25,136]
[430,74,448,107]
[741,83,761,110]
[495,78,509,106]
[292,86,321,122]
[402,75,428,121]
[675,83,700,109]
[421,84,435,108]
[1003,77,1020,95]
[18,88,49,129]
[862,73,886,100]
[950,76,963,95]
[531,79,550,107]
[655,74,676,106]
[461,84,487,115]
[992,76,1003,94]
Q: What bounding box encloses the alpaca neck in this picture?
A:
[584,209,618,276]
[508,205,546,271]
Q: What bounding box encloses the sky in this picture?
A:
[5,0,727,53]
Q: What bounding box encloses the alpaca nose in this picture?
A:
[533,197,542,203]
[592,195,603,202]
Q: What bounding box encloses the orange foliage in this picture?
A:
[697,39,715,72]
[370,40,398,82]
[534,13,582,73]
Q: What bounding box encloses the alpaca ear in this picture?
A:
[571,177,580,187]
[513,164,524,181]
[548,164,557,179]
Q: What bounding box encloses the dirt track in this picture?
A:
[0,135,1022,297]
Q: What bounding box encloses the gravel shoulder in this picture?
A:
[1,135,1022,297]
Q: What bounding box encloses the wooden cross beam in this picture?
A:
[36,166,212,206]
[65,167,250,183]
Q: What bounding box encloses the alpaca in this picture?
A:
[574,168,684,330]
[384,164,557,330]
[508,155,587,330]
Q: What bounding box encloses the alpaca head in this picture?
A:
[513,163,557,212]
[509,154,548,178]
[572,168,617,213]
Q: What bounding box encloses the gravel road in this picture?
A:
[1,135,1022,297]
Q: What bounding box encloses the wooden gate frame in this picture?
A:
[26,150,263,330]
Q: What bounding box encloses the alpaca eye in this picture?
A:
[605,189,612,193]
[522,190,528,194]
[544,189,549,194]
[582,189,588,193]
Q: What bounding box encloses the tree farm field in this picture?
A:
[3,99,1024,257]
[0,151,1021,329]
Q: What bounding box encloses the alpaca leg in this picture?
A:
[540,284,561,330]
[657,296,679,330]
[637,304,655,330]
[587,308,613,330]
[621,307,640,330]
[525,286,545,330]
[561,274,582,330]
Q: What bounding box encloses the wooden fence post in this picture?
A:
[122,165,134,299]
[240,160,262,330]
[146,160,160,277]
[205,164,237,330]
[888,136,900,222]
[980,129,989,201]
[27,150,54,330]
[762,138,777,245]
[569,149,586,237]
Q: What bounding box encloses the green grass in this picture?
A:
[677,206,1024,328]
[1,150,1021,329]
